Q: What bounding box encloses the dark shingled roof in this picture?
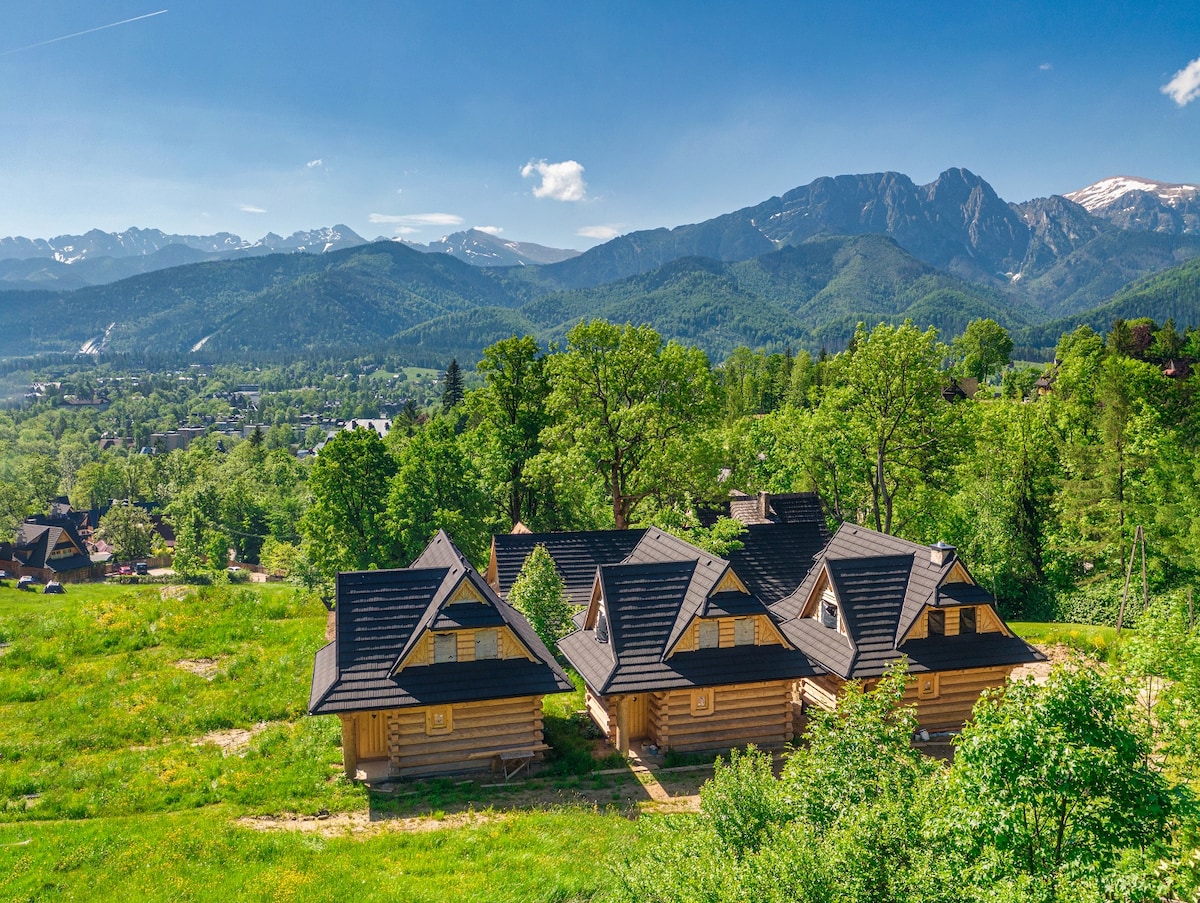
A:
[12,516,94,574]
[309,530,572,716]
[729,522,829,604]
[489,529,646,604]
[559,528,819,695]
[773,524,1042,679]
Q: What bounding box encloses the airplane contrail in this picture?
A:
[1,9,168,57]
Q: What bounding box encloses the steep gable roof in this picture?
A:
[728,521,829,604]
[559,527,818,695]
[14,516,93,573]
[774,523,1041,679]
[309,531,571,716]
[489,529,646,605]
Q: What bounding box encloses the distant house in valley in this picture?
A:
[1,515,103,583]
[559,528,821,755]
[772,524,1042,730]
[309,531,573,780]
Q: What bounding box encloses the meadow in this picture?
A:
[0,581,642,902]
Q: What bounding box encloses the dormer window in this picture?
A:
[959,607,976,634]
[820,600,838,630]
[698,621,719,649]
[928,609,945,636]
[475,629,499,660]
[734,617,755,646]
[434,633,458,663]
[596,613,609,644]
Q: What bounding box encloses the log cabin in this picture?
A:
[558,528,821,756]
[772,524,1043,730]
[308,530,573,779]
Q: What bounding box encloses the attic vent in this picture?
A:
[596,613,609,644]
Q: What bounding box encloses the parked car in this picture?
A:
[117,565,132,576]
[133,562,149,575]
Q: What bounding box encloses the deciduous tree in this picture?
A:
[542,320,720,529]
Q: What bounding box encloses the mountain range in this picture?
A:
[2,168,1199,363]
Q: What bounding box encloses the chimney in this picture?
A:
[930,541,956,567]
[758,491,771,520]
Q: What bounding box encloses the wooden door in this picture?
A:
[356,711,388,759]
[626,694,649,739]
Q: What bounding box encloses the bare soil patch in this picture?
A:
[159,585,197,601]
[174,657,223,680]
[237,809,502,838]
[1011,643,1082,683]
[192,722,270,756]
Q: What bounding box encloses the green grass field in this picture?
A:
[1009,620,1123,661]
[0,581,639,901]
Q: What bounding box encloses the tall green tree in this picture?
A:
[953,318,1014,383]
[471,336,549,528]
[441,358,464,412]
[96,501,154,563]
[302,427,397,573]
[387,417,491,565]
[819,321,960,534]
[542,320,720,529]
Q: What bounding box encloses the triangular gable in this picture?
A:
[665,563,790,657]
[797,564,833,620]
[711,568,749,596]
[394,567,545,673]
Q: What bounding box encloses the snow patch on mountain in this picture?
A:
[1066,176,1200,211]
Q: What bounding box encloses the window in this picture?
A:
[425,704,453,735]
[690,688,716,716]
[474,629,499,660]
[434,633,458,663]
[734,617,755,646]
[927,609,945,636]
[917,673,940,700]
[698,621,719,649]
[820,600,838,630]
[959,606,976,635]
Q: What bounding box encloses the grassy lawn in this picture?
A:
[0,580,643,900]
[1009,620,1124,660]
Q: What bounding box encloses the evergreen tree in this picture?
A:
[441,358,464,411]
[507,543,573,654]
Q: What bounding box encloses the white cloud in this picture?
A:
[392,226,420,236]
[368,212,464,227]
[239,204,267,214]
[577,225,621,240]
[1039,62,1052,71]
[1162,55,1200,106]
[521,159,587,201]
[306,159,323,168]
[474,225,503,235]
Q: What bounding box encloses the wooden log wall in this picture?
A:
[647,680,793,753]
[342,695,546,778]
[585,687,613,736]
[901,666,1014,730]
[799,666,1016,731]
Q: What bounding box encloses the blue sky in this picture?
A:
[2,1,1199,249]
